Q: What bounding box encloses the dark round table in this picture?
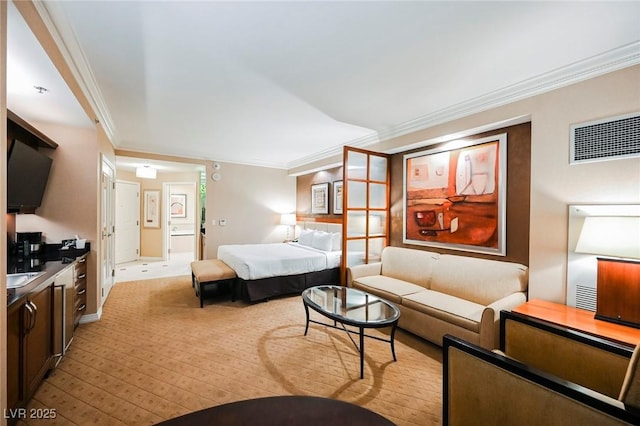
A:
[155,395,395,425]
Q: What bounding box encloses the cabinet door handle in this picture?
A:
[77,288,86,295]
[24,302,34,333]
[29,301,38,331]
[79,257,87,264]
[77,304,86,312]
[77,273,87,280]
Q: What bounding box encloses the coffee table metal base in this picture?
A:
[303,303,399,379]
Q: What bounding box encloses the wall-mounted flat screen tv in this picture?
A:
[7,139,53,212]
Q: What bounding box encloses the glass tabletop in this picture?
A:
[302,285,400,326]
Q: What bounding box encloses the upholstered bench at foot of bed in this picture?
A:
[190,259,237,308]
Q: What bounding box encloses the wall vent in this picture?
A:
[575,285,597,312]
[570,112,640,164]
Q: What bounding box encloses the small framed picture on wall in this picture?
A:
[144,190,160,228]
[311,182,329,214]
[170,194,187,218]
[333,180,343,214]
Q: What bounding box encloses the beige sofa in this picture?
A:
[347,246,528,349]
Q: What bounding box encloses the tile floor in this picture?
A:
[115,251,194,283]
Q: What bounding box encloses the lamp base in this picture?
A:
[594,314,640,329]
[595,257,640,328]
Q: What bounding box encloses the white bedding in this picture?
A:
[217,242,341,280]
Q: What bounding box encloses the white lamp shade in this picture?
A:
[575,216,640,259]
[136,166,157,179]
[280,213,296,226]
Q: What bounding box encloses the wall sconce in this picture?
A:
[280,213,297,241]
[136,165,157,179]
[575,215,640,327]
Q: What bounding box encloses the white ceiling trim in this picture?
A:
[115,141,297,170]
[33,1,119,143]
[286,41,640,170]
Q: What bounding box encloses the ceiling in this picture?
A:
[6,1,640,171]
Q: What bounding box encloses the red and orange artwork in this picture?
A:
[404,134,506,255]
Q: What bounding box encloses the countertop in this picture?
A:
[6,242,90,307]
[7,260,67,307]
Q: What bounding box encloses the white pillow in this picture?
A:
[298,229,314,246]
[311,231,333,252]
[331,232,342,251]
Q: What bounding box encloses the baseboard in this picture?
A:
[79,307,102,324]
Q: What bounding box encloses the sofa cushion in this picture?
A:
[402,289,486,332]
[352,275,424,304]
[430,255,528,306]
[380,246,439,288]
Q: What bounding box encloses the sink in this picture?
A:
[6,272,46,289]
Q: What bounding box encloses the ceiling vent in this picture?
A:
[570,112,640,164]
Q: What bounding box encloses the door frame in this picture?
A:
[341,146,391,283]
[100,155,116,306]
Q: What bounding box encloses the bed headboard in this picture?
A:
[298,221,342,234]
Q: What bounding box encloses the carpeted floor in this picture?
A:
[22,276,443,425]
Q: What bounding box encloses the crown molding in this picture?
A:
[287,41,640,170]
[33,1,119,144]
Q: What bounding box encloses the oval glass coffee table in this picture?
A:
[301,285,401,379]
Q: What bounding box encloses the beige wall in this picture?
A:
[138,177,163,258]
[205,162,296,258]
[15,123,97,243]
[15,122,103,317]
[290,65,640,304]
[526,67,640,302]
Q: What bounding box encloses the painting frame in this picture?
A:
[170,194,187,218]
[143,190,160,228]
[403,133,507,256]
[333,180,343,214]
[311,182,329,214]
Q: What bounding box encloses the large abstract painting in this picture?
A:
[403,134,507,255]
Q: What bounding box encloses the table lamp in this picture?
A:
[281,213,297,241]
[575,216,640,328]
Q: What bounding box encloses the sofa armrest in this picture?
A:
[477,292,527,349]
[487,292,528,321]
[346,262,382,287]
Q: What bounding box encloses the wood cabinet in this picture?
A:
[509,298,640,347]
[74,256,88,326]
[7,284,53,412]
[596,258,640,328]
[7,302,22,411]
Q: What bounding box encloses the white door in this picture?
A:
[115,181,140,264]
[101,157,116,304]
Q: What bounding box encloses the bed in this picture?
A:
[217,222,342,302]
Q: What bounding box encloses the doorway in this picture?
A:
[163,182,197,263]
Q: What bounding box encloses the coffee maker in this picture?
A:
[16,232,44,256]
[14,232,46,271]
